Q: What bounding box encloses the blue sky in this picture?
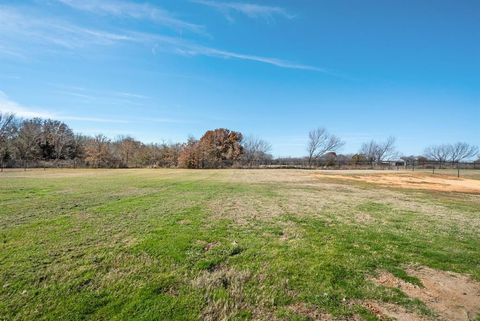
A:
[0,0,478,157]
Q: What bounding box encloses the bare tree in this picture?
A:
[375,136,397,162]
[307,128,344,167]
[242,136,272,167]
[449,142,478,163]
[69,134,87,168]
[424,144,451,163]
[0,112,15,139]
[41,119,75,162]
[115,136,142,167]
[425,142,478,164]
[359,140,378,164]
[0,113,18,170]
[359,136,397,164]
[14,118,43,170]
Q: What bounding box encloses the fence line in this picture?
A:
[1,159,479,178]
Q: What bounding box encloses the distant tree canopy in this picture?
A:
[0,112,478,170]
[0,112,259,169]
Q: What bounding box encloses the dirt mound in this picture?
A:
[316,172,480,194]
[372,266,480,321]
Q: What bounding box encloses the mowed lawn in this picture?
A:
[1,169,479,321]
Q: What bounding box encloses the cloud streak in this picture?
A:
[185,46,325,71]
[192,0,294,21]
[0,6,324,73]
[48,84,150,106]
[0,6,137,50]
[143,33,324,71]
[165,44,324,71]
[56,0,207,35]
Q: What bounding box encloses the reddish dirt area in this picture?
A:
[370,266,480,321]
[362,301,430,321]
[315,172,480,194]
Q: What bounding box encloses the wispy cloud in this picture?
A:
[192,0,294,22]
[0,91,128,123]
[0,44,27,59]
[0,6,324,72]
[56,0,207,35]
[49,84,150,105]
[179,46,325,71]
[0,6,137,50]
[148,35,325,72]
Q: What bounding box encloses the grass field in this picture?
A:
[1,169,479,321]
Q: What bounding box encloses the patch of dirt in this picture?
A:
[372,266,480,321]
[363,301,430,321]
[315,172,480,194]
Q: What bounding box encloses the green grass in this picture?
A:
[0,169,479,320]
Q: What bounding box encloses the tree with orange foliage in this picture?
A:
[198,128,243,168]
[178,129,243,168]
[178,136,200,169]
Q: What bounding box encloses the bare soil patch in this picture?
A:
[315,172,480,194]
[362,301,430,321]
[372,266,480,321]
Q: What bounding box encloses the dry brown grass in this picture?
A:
[314,171,480,194]
[192,267,251,321]
[202,170,480,234]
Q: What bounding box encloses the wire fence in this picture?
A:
[2,158,479,178]
[246,159,480,178]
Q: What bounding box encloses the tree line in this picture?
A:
[0,113,273,169]
[0,112,478,170]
